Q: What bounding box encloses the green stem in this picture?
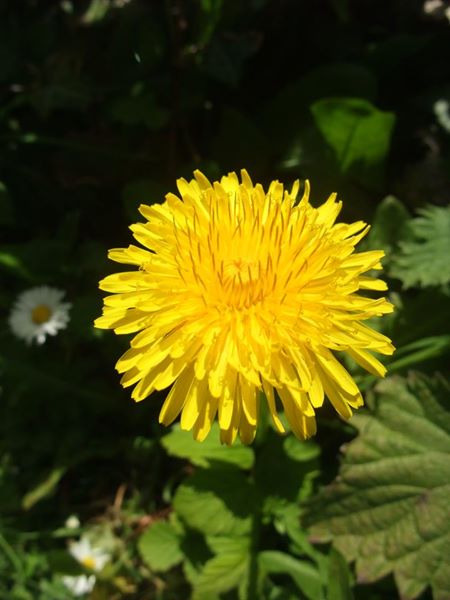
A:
[247,499,261,600]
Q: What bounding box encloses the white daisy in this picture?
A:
[62,574,96,597]
[8,285,71,345]
[68,536,110,572]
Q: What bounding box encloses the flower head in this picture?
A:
[68,536,110,572]
[96,170,394,444]
[62,536,110,597]
[9,286,71,345]
[62,574,96,597]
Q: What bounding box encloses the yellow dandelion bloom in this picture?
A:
[95,170,394,444]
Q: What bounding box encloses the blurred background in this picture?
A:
[0,1,449,599]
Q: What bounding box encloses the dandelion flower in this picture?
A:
[95,170,394,444]
[9,286,71,345]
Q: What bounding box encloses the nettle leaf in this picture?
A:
[162,423,254,469]
[310,97,395,189]
[138,520,183,572]
[390,204,450,289]
[304,373,450,600]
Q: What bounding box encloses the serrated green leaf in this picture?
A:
[192,540,249,599]
[258,550,324,600]
[311,97,395,189]
[162,423,254,469]
[138,520,183,572]
[173,468,256,537]
[304,373,450,600]
[390,204,450,289]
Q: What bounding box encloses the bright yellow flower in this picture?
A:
[95,170,394,444]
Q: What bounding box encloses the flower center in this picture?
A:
[31,304,52,324]
[224,258,260,285]
[81,556,96,570]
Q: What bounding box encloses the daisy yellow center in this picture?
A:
[95,169,395,445]
[31,304,52,324]
[81,556,96,570]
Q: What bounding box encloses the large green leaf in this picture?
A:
[173,468,256,537]
[192,537,249,600]
[310,97,395,189]
[162,423,254,469]
[138,520,184,572]
[304,373,450,600]
[390,204,450,289]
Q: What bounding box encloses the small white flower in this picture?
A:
[65,515,81,529]
[62,574,96,597]
[8,285,71,345]
[68,536,110,572]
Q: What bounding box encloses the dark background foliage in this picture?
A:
[0,1,449,599]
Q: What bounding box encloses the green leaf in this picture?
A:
[255,432,320,517]
[390,204,450,289]
[310,98,395,189]
[0,250,31,280]
[192,537,249,599]
[22,466,66,510]
[304,373,450,600]
[258,551,324,600]
[387,335,450,373]
[364,195,410,258]
[327,548,354,600]
[138,520,183,572]
[173,468,256,536]
[162,423,254,469]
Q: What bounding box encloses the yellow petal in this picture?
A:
[159,366,194,426]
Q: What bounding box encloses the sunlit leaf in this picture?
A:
[304,373,450,600]
[258,550,324,600]
[162,423,254,469]
[192,537,249,599]
[173,468,256,537]
[138,520,183,572]
[390,204,450,289]
[311,97,395,189]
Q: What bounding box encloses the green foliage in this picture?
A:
[138,519,184,572]
[162,423,254,469]
[1,1,449,598]
[304,373,450,600]
[310,98,395,189]
[390,205,450,289]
